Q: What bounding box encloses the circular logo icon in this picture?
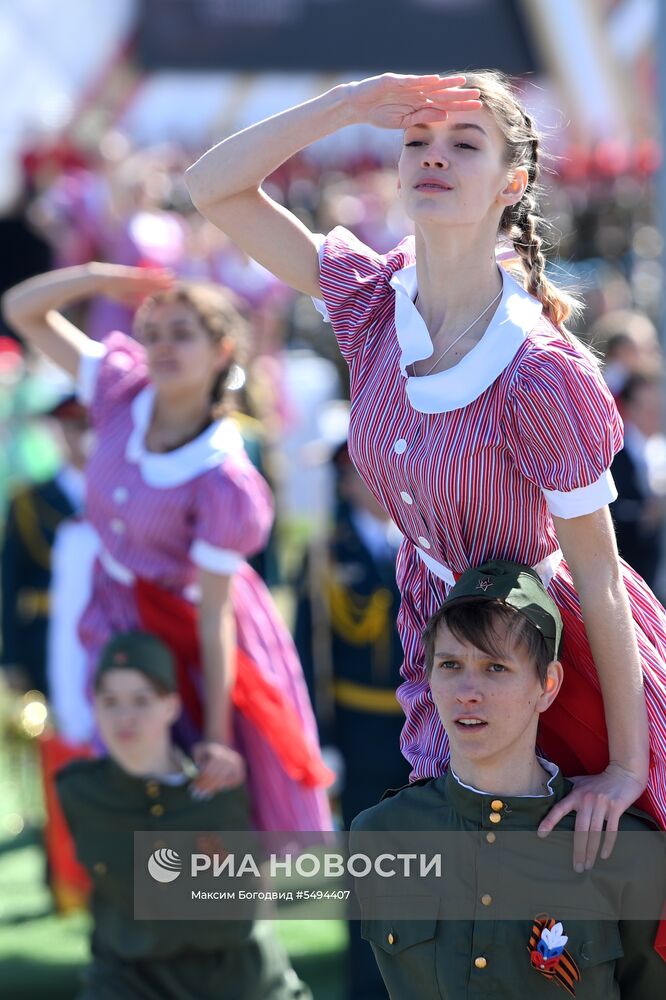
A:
[147,848,182,883]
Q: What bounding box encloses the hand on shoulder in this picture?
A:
[537,763,647,872]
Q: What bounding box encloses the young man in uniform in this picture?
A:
[352,560,665,999]
[56,630,310,1000]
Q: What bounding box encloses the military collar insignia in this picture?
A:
[529,914,581,995]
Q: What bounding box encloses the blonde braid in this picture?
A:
[509,119,576,331]
[513,197,547,301]
[448,70,584,338]
[509,122,545,296]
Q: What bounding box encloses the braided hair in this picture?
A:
[460,71,582,336]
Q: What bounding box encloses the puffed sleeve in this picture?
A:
[311,226,387,363]
[76,331,149,428]
[504,341,624,519]
[189,458,275,575]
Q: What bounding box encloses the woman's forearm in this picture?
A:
[2,264,102,328]
[2,264,105,375]
[3,263,173,375]
[199,605,236,745]
[575,569,649,782]
[186,84,353,208]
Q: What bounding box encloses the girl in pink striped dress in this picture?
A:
[185,70,666,873]
[3,265,331,833]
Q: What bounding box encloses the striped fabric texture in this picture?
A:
[318,226,666,827]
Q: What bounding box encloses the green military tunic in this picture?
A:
[351,763,665,999]
[56,756,310,1000]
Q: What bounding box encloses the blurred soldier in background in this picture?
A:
[611,373,666,596]
[0,392,94,912]
[593,309,662,400]
[1,394,89,696]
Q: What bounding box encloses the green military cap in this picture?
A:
[95,631,177,692]
[442,560,562,660]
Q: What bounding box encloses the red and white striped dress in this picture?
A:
[76,332,331,832]
[314,226,666,827]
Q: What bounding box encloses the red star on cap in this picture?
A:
[113,652,128,664]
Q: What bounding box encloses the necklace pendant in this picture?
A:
[418,286,503,378]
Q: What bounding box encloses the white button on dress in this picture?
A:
[113,487,129,504]
[400,491,413,505]
[110,518,126,535]
[394,439,407,455]
[417,536,431,550]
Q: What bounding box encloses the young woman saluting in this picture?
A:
[184,72,666,876]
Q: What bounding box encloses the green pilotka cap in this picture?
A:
[95,631,177,692]
[442,560,563,660]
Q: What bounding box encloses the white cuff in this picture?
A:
[77,342,107,405]
[310,232,330,322]
[543,469,617,519]
[190,539,243,575]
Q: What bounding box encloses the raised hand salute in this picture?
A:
[185,74,479,297]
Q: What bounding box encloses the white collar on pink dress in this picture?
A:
[389,264,543,413]
[126,386,244,488]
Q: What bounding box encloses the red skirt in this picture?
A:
[136,576,333,789]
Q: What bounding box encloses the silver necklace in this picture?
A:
[413,286,503,377]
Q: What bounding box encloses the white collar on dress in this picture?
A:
[389,263,543,414]
[126,386,244,488]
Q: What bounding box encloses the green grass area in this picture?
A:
[0,737,348,999]
[0,900,347,999]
